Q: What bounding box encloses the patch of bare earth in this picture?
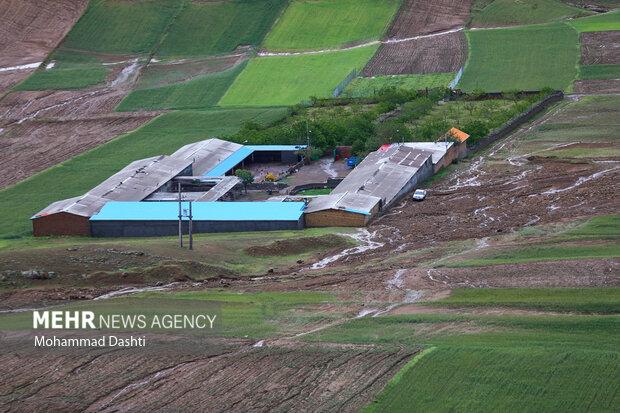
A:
[0,332,414,413]
[0,86,159,188]
[0,0,88,93]
[363,32,467,76]
[574,79,620,93]
[362,0,471,76]
[581,31,620,65]
[386,0,472,38]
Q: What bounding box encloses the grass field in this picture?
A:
[14,50,109,91]
[459,23,579,92]
[445,242,619,267]
[429,288,620,313]
[0,108,288,239]
[0,290,340,338]
[525,94,619,142]
[342,73,455,98]
[470,0,591,27]
[62,0,184,54]
[307,309,620,412]
[219,46,378,106]
[117,62,246,111]
[262,0,399,51]
[579,64,620,80]
[157,0,287,57]
[570,9,620,32]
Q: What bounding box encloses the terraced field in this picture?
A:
[117,62,247,111]
[157,0,288,57]
[220,46,378,106]
[262,0,399,51]
[470,0,592,27]
[1,2,620,412]
[459,23,579,92]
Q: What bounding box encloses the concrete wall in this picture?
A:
[33,213,91,237]
[91,218,304,237]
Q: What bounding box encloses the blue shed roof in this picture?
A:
[90,201,306,222]
[204,145,307,176]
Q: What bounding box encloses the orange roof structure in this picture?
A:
[448,127,470,143]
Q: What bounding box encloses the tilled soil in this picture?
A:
[0,0,87,92]
[574,79,620,94]
[0,332,415,413]
[362,31,467,76]
[362,0,471,76]
[580,31,620,65]
[0,86,159,188]
[386,0,472,38]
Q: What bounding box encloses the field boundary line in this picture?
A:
[258,27,464,57]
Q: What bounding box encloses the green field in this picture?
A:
[307,311,620,412]
[262,0,399,51]
[62,0,184,54]
[579,64,620,80]
[342,73,455,98]
[117,62,246,111]
[470,0,591,27]
[445,242,620,267]
[570,9,620,32]
[0,108,288,239]
[14,50,109,91]
[219,46,378,106]
[429,288,620,313]
[157,0,288,57]
[459,23,579,92]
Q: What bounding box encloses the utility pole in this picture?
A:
[178,181,183,248]
[188,201,193,250]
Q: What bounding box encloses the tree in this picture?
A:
[235,169,254,193]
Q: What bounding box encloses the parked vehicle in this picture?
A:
[412,189,427,201]
[346,156,359,169]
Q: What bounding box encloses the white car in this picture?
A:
[412,189,427,201]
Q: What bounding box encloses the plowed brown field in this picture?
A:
[362,0,471,76]
[0,333,414,413]
[363,31,467,76]
[0,0,87,93]
[581,31,620,65]
[386,0,472,38]
[0,86,158,189]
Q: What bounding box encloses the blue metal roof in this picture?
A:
[246,145,307,152]
[204,144,307,177]
[90,201,306,222]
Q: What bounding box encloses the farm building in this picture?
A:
[90,202,306,237]
[32,139,307,236]
[305,144,434,226]
[403,141,464,172]
[32,155,193,236]
[304,192,381,227]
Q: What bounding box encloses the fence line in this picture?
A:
[332,69,358,97]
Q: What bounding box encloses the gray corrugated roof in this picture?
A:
[331,145,432,207]
[197,176,241,201]
[33,155,192,219]
[305,192,381,215]
[171,138,242,175]
[403,142,453,164]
